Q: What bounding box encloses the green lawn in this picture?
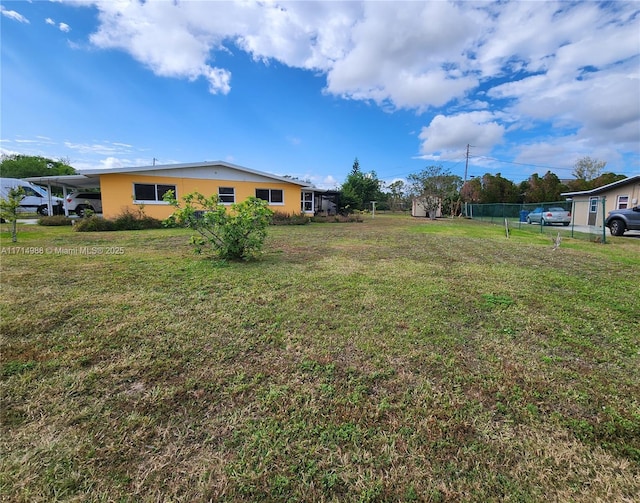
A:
[1,215,639,502]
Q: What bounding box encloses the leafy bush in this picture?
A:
[73,215,116,232]
[270,211,311,225]
[38,215,73,226]
[112,208,162,230]
[164,192,273,260]
[73,208,162,232]
[311,214,364,223]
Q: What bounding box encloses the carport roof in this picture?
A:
[25,174,101,190]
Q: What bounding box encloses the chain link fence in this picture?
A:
[465,199,609,242]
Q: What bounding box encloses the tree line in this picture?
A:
[1,154,627,216]
[339,156,627,214]
[0,154,76,178]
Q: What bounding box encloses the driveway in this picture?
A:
[521,222,640,238]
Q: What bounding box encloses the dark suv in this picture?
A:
[605,205,640,236]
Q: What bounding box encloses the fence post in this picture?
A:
[569,199,574,238]
[601,196,607,244]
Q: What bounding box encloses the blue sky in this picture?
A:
[1,1,639,189]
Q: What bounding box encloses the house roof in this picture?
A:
[79,160,315,188]
[561,174,640,197]
[26,161,317,191]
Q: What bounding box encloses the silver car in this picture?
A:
[526,207,571,226]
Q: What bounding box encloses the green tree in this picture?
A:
[460,177,482,204]
[351,157,361,175]
[0,155,76,178]
[386,180,408,212]
[591,172,627,188]
[522,171,564,203]
[339,158,383,212]
[0,187,25,242]
[408,166,462,218]
[163,192,273,261]
[478,173,519,203]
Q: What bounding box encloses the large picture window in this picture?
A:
[218,187,235,204]
[134,183,176,203]
[255,188,284,204]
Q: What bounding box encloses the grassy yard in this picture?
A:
[1,215,639,502]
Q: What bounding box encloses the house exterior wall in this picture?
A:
[569,181,640,225]
[99,172,305,219]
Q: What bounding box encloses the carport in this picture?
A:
[25,174,101,217]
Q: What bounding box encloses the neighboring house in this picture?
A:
[561,175,640,226]
[28,161,318,220]
[411,196,442,218]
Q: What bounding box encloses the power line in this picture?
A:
[382,156,468,181]
[471,155,573,172]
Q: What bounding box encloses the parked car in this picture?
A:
[605,205,640,236]
[66,191,102,217]
[526,207,571,226]
[0,177,64,215]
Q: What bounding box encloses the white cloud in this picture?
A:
[87,0,236,94]
[418,112,506,158]
[326,1,482,110]
[59,22,71,32]
[1,5,29,23]
[1,146,22,157]
[45,18,55,26]
[64,141,133,156]
[98,157,125,169]
[61,0,639,164]
[304,174,339,190]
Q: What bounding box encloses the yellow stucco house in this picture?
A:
[29,161,318,220]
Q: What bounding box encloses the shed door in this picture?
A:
[588,197,598,225]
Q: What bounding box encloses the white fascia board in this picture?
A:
[79,161,310,186]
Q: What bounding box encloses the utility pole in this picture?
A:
[152,157,158,166]
[463,144,470,183]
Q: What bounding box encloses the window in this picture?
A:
[218,187,235,204]
[76,192,101,200]
[22,187,43,197]
[134,183,176,203]
[589,197,598,213]
[301,191,313,212]
[617,195,629,209]
[255,188,284,204]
